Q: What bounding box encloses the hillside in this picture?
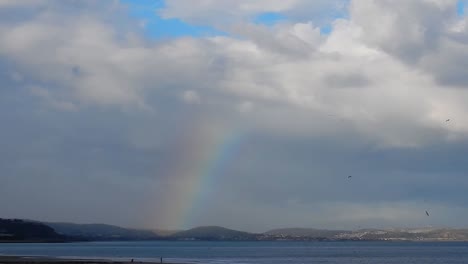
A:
[5,217,468,242]
[0,218,65,242]
[152,229,181,236]
[336,228,468,241]
[171,226,257,241]
[46,222,160,241]
[265,228,349,238]
[262,227,468,241]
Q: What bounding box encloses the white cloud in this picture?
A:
[350,0,468,88]
[0,7,219,109]
[2,0,467,148]
[181,90,201,104]
[159,0,347,27]
[29,85,78,111]
[0,0,46,8]
[237,100,254,113]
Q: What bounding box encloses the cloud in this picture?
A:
[181,90,201,104]
[0,4,222,109]
[29,85,78,111]
[350,0,468,87]
[323,72,370,88]
[0,0,46,8]
[159,0,348,27]
[1,0,468,231]
[237,101,254,113]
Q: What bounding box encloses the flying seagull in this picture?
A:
[446,119,450,122]
[425,210,429,216]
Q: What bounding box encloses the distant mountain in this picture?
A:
[336,228,468,241]
[152,229,181,237]
[6,217,468,242]
[263,227,468,241]
[0,218,65,242]
[265,228,349,238]
[171,226,257,241]
[46,222,161,241]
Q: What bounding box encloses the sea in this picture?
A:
[1,241,468,264]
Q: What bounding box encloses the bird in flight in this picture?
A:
[446,119,450,122]
[425,210,430,216]
[348,175,352,179]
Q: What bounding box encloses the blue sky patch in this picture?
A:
[120,0,224,38]
[119,0,350,38]
[254,12,286,26]
[320,24,333,35]
[457,0,466,16]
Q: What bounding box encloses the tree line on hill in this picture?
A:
[0,218,65,242]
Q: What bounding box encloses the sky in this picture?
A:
[1,0,468,233]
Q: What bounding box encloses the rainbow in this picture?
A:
[182,127,246,228]
[153,119,248,229]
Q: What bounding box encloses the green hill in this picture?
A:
[0,218,64,242]
[46,222,161,241]
[264,228,349,238]
[171,226,257,241]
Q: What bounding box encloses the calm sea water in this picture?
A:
[1,241,468,264]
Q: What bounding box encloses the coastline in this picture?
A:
[0,256,183,264]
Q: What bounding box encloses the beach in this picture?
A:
[3,240,468,264]
[0,256,173,264]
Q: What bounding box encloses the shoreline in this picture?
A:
[0,256,183,264]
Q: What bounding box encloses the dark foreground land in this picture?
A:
[0,257,179,264]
